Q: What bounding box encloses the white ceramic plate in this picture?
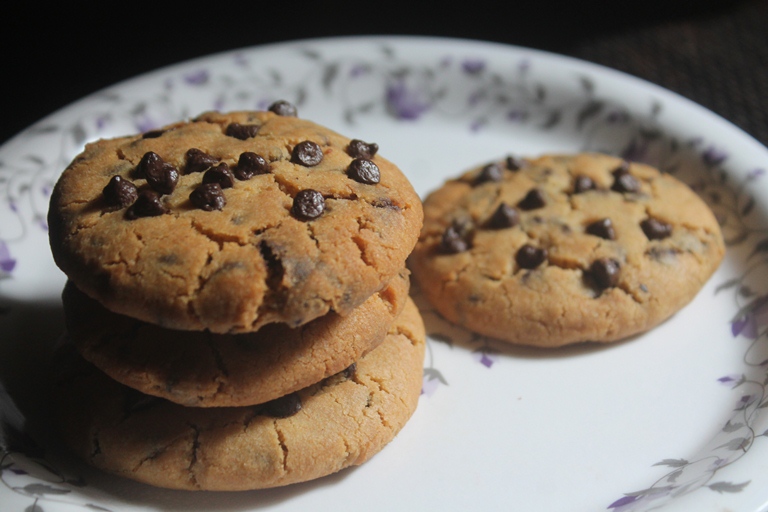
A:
[1,36,768,512]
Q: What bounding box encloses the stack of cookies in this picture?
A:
[46,105,425,490]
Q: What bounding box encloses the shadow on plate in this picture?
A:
[0,298,357,511]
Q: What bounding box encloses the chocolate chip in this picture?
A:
[102,176,138,208]
[611,163,640,193]
[184,148,218,174]
[586,218,616,240]
[125,190,167,219]
[518,188,546,210]
[347,139,379,159]
[347,158,380,184]
[268,100,297,117]
[190,182,226,211]
[202,163,235,189]
[589,258,621,289]
[292,141,324,167]
[573,175,596,193]
[516,244,547,269]
[226,123,260,140]
[486,203,519,229]
[141,129,164,139]
[506,156,524,171]
[641,218,672,240]
[291,189,325,220]
[261,392,302,418]
[474,163,503,185]
[236,152,269,180]
[134,151,163,179]
[144,160,179,195]
[440,227,467,254]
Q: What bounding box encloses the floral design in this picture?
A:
[0,241,15,277]
[0,39,766,511]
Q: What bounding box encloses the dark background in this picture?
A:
[3,0,766,147]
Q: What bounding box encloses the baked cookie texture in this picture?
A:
[48,110,423,333]
[409,152,725,347]
[62,268,410,407]
[52,298,426,491]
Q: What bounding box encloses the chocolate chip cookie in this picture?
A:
[408,152,725,347]
[48,109,423,333]
[52,298,425,491]
[62,268,410,407]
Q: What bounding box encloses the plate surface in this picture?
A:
[1,36,768,512]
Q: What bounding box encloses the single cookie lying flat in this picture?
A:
[48,108,422,333]
[62,268,410,407]
[52,297,425,491]
[409,152,725,347]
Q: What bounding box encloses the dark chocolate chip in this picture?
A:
[144,161,179,195]
[474,163,503,185]
[261,392,302,418]
[141,129,164,139]
[589,258,621,289]
[347,158,380,184]
[190,182,226,211]
[292,141,324,167]
[102,176,138,208]
[202,163,235,189]
[347,139,379,159]
[586,218,616,240]
[611,163,640,193]
[291,189,325,220]
[125,190,167,219]
[439,224,470,254]
[184,148,218,174]
[486,203,519,229]
[226,123,260,140]
[268,100,298,117]
[506,156,524,171]
[573,175,596,193]
[516,244,547,269]
[641,218,672,240]
[518,188,546,210]
[134,151,163,179]
[236,152,269,180]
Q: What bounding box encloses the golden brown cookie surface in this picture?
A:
[62,269,410,407]
[48,109,422,332]
[409,152,725,347]
[52,298,425,491]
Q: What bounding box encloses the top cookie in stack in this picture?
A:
[48,106,423,334]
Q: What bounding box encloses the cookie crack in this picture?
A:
[188,218,247,250]
[274,421,289,475]
[616,282,644,305]
[187,422,201,489]
[203,332,230,377]
[352,217,376,268]
[306,222,321,251]
[90,430,102,460]
[202,334,230,403]
[258,240,288,312]
[392,324,422,348]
